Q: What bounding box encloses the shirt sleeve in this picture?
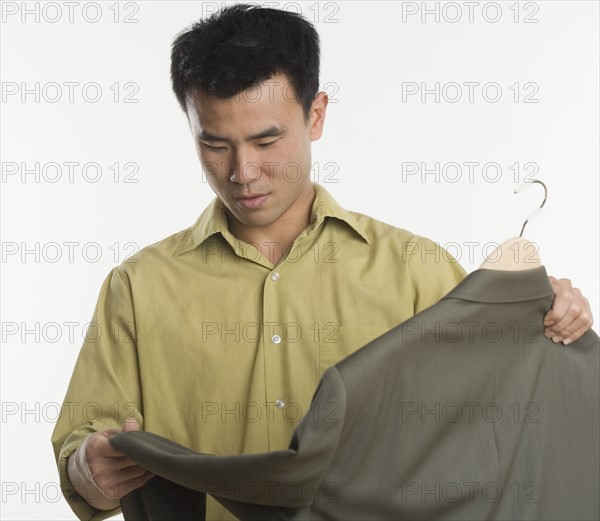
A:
[405,234,468,315]
[50,266,143,521]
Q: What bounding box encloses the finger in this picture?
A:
[108,470,156,500]
[562,294,594,344]
[99,428,120,440]
[544,302,570,328]
[87,436,147,475]
[96,419,141,458]
[88,435,129,459]
[563,318,594,345]
[95,464,152,495]
[95,429,143,458]
[543,278,574,329]
[97,469,155,500]
[88,454,146,477]
[122,418,140,432]
[545,301,581,341]
[545,288,589,341]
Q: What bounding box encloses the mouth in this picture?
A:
[233,193,269,209]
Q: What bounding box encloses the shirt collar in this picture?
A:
[173,182,369,257]
[442,265,554,304]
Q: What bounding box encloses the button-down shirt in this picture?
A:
[51,182,467,521]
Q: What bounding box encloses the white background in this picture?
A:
[1,1,598,519]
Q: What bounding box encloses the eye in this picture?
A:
[258,141,276,148]
[202,143,226,151]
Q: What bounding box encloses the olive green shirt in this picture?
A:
[51,182,467,521]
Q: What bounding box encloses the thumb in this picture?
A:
[122,418,140,432]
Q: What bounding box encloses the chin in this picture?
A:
[243,216,276,228]
[229,209,268,226]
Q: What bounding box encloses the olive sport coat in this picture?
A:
[110,266,600,520]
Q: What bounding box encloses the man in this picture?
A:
[51,4,594,521]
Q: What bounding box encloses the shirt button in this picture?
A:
[271,334,282,344]
[271,271,280,281]
[275,398,285,409]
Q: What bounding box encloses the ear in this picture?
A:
[309,91,329,141]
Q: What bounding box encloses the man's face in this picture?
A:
[185,72,328,230]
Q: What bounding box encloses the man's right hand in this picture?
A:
[67,418,155,510]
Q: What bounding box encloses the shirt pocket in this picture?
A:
[318,325,391,375]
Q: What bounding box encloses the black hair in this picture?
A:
[171,3,321,123]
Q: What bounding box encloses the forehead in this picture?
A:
[185,72,303,131]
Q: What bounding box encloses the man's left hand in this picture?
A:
[544,276,594,345]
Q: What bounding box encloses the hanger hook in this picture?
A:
[514,179,548,238]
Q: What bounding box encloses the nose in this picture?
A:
[228,148,262,185]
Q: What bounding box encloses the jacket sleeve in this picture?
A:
[50,266,144,521]
[405,234,468,314]
[110,366,347,518]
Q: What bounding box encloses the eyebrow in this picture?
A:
[198,125,284,142]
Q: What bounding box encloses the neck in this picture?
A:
[226,183,316,265]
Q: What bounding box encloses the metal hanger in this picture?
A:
[514,179,548,238]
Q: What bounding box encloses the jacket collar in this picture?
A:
[173,182,369,257]
[442,265,554,304]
